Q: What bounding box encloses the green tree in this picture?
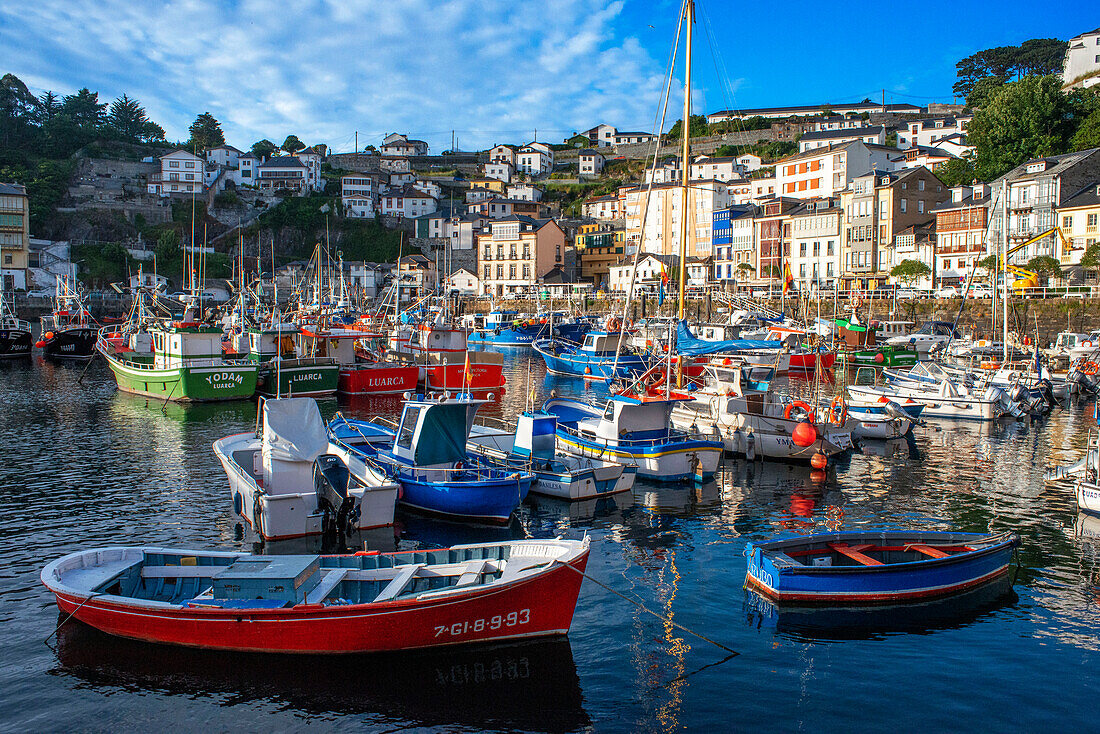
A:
[0,73,40,149]
[967,76,1073,181]
[36,90,61,123]
[141,121,167,143]
[1071,108,1100,151]
[1026,255,1061,284]
[978,254,1000,272]
[966,76,1006,109]
[1016,38,1070,76]
[666,115,709,139]
[61,87,107,129]
[107,94,149,142]
[890,259,932,286]
[934,156,978,187]
[735,263,755,278]
[281,134,305,154]
[1080,244,1100,280]
[251,139,277,159]
[187,111,225,152]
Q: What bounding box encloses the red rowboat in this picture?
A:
[42,538,590,654]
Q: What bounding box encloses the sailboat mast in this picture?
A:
[1002,179,1008,361]
[677,0,693,324]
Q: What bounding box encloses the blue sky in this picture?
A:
[0,1,1095,153]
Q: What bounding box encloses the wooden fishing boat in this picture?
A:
[297,325,418,396]
[0,289,31,359]
[744,530,1020,604]
[534,331,651,380]
[40,537,590,654]
[244,324,340,398]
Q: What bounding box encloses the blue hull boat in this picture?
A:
[468,323,547,346]
[533,331,651,379]
[328,396,533,524]
[745,530,1019,604]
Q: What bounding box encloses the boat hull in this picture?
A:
[398,472,530,524]
[1077,480,1100,516]
[42,545,590,654]
[535,341,650,380]
[257,360,340,398]
[745,531,1019,604]
[41,325,96,360]
[101,351,259,402]
[468,324,547,346]
[0,327,32,358]
[532,463,637,500]
[424,362,505,392]
[338,363,419,395]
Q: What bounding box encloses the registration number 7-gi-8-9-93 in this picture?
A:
[434,609,530,637]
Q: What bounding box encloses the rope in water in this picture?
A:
[44,592,105,645]
[559,562,738,655]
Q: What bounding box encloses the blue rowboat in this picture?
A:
[328,394,533,524]
[533,331,651,379]
[744,530,1019,604]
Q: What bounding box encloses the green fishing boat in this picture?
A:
[246,323,339,398]
[839,345,919,368]
[97,293,258,402]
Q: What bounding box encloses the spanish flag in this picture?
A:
[782,262,794,295]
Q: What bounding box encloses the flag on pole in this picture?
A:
[782,262,794,295]
[659,268,668,306]
[463,350,472,391]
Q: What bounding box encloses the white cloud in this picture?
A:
[0,0,673,152]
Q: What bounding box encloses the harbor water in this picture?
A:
[2,350,1099,732]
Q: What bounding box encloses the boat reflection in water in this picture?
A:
[743,575,1018,641]
[53,621,590,733]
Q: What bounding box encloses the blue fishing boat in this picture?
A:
[544,391,724,482]
[327,394,533,524]
[533,331,652,379]
[744,530,1020,604]
[466,311,548,346]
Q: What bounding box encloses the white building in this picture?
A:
[1063,27,1100,89]
[484,161,514,183]
[148,150,205,196]
[690,155,741,183]
[578,149,605,177]
[341,175,378,218]
[206,145,242,169]
[736,153,763,172]
[896,117,971,150]
[775,140,897,199]
[789,198,842,290]
[583,194,621,220]
[608,254,676,293]
[751,176,777,201]
[379,157,411,173]
[489,144,517,166]
[444,268,479,295]
[580,123,617,147]
[380,184,438,219]
[798,126,886,153]
[380,133,429,157]
[516,142,554,176]
[813,116,866,132]
[506,183,543,201]
[613,131,658,145]
[644,159,681,184]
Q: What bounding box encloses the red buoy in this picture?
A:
[874,352,884,364]
[34,340,45,349]
[810,452,828,470]
[792,421,817,447]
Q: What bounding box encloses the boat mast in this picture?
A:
[1002,179,1008,361]
[676,0,693,386]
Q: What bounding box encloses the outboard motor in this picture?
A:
[986,385,1025,420]
[1037,378,1058,408]
[314,454,361,540]
[883,400,910,424]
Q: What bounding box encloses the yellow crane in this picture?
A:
[989,226,1073,293]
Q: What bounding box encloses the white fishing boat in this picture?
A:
[467,413,637,500]
[669,362,852,462]
[213,397,399,541]
[847,379,1001,421]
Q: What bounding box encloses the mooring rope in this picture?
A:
[559,562,738,655]
[44,592,106,646]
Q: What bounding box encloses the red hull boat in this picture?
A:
[339,363,419,395]
[42,539,590,654]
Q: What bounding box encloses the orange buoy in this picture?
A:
[810,452,828,469]
[45,331,54,340]
[809,469,827,484]
[874,352,884,364]
[723,357,732,366]
[584,366,592,375]
[792,421,818,447]
[34,340,45,349]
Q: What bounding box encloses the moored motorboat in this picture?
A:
[36,276,96,360]
[744,530,1020,603]
[40,537,590,653]
[213,397,399,541]
[0,287,31,359]
[534,330,651,380]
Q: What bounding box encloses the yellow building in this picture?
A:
[1058,183,1100,269]
[0,183,29,291]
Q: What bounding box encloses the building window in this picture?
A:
[523,264,530,279]
[185,162,195,169]
[918,201,925,214]
[483,265,490,279]
[484,245,491,259]
[1064,216,1073,228]
[509,265,516,279]
[168,161,179,168]
[900,199,907,213]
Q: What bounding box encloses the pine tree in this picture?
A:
[188,111,225,152]
[107,94,149,142]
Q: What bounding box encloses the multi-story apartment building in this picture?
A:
[574,223,625,289]
[789,197,842,290]
[341,175,379,218]
[380,184,438,219]
[476,216,565,297]
[582,194,621,220]
[506,183,542,201]
[489,144,517,166]
[931,183,990,287]
[711,205,756,285]
[623,180,729,259]
[148,150,205,196]
[1057,183,1100,272]
[1062,27,1100,90]
[798,126,886,153]
[578,150,605,177]
[516,142,554,176]
[874,167,949,275]
[755,198,801,280]
[484,161,514,183]
[896,117,971,150]
[775,140,897,199]
[841,172,880,288]
[689,155,741,183]
[0,183,29,290]
[990,149,1100,263]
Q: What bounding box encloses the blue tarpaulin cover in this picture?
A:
[675,320,778,357]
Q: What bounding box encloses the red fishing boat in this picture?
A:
[298,325,418,395]
[395,322,505,392]
[41,538,590,654]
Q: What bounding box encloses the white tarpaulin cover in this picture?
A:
[262,397,329,463]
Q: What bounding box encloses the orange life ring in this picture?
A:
[1083,361,1099,376]
[607,317,622,332]
[784,400,816,423]
[829,395,847,426]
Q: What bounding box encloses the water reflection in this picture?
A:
[53,620,590,732]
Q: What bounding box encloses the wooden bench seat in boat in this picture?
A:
[828,543,883,566]
[906,543,950,559]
